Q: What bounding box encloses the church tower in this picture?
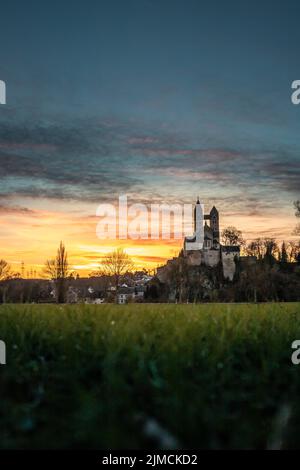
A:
[193,197,201,232]
[184,197,204,251]
[210,206,220,247]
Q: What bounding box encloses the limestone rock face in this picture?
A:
[221,247,240,281]
[203,249,220,267]
[186,251,202,266]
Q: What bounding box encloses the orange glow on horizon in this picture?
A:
[1,201,298,278]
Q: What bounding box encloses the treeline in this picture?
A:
[1,201,300,304]
[146,246,300,304]
[0,245,142,304]
[233,254,300,302]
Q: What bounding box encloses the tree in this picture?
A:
[280,241,288,264]
[293,200,300,235]
[44,242,70,303]
[246,238,264,259]
[0,260,11,281]
[165,256,189,303]
[263,238,278,265]
[101,248,133,292]
[289,241,300,263]
[0,260,11,303]
[263,238,278,257]
[221,226,245,247]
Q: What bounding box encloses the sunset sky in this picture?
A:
[0,0,300,276]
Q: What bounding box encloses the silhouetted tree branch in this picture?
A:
[44,242,70,303]
[221,226,245,247]
[101,248,133,293]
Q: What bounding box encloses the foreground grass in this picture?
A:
[0,303,300,449]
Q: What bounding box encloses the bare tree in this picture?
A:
[166,256,189,303]
[263,238,278,257]
[101,248,133,292]
[293,200,300,235]
[44,242,70,303]
[0,260,11,303]
[263,238,279,265]
[289,241,300,263]
[246,238,264,259]
[221,226,245,247]
[280,241,288,264]
[0,260,11,281]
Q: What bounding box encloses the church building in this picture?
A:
[184,198,220,251]
[183,198,240,280]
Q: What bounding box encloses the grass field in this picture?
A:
[0,302,300,449]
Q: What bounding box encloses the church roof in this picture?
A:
[204,222,213,234]
[210,205,218,214]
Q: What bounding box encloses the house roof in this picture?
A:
[221,245,240,253]
[118,287,135,294]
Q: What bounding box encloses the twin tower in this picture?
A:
[184,198,220,252]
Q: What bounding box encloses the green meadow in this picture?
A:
[0,303,300,449]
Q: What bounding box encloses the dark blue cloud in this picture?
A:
[0,0,299,213]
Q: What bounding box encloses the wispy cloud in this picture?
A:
[0,116,298,206]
